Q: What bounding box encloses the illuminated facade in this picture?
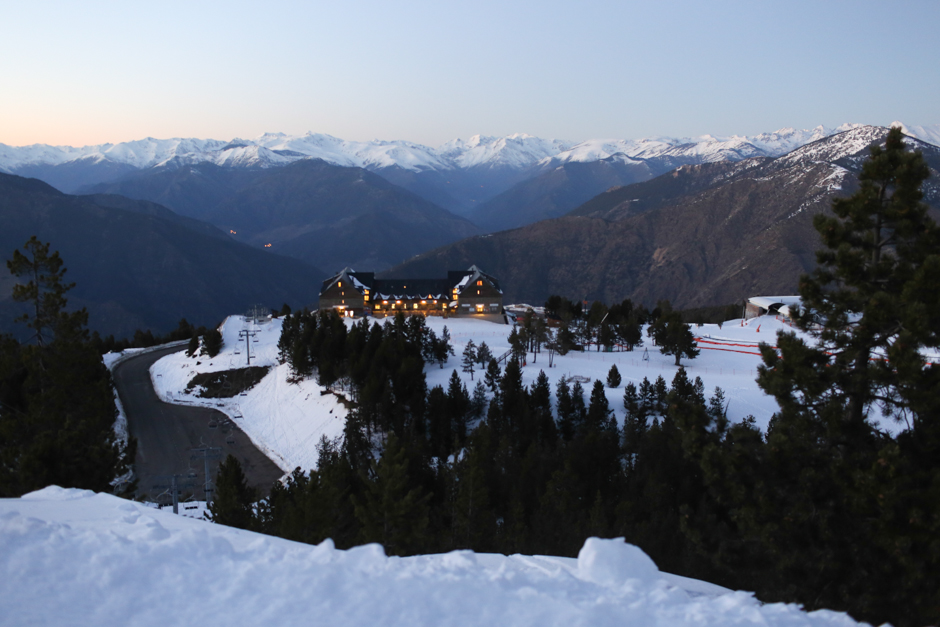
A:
[318,265,503,317]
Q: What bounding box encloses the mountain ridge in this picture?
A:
[6,123,932,220]
[385,126,940,308]
[5,123,924,191]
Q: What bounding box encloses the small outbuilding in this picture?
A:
[744,296,801,321]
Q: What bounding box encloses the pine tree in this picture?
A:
[476,341,493,366]
[556,316,577,355]
[186,333,199,357]
[446,369,470,446]
[484,358,501,393]
[651,309,699,366]
[529,370,557,444]
[426,385,450,458]
[201,328,223,357]
[555,377,575,441]
[353,434,430,556]
[461,339,477,380]
[606,364,621,388]
[762,126,939,430]
[208,454,257,530]
[621,381,646,472]
[751,127,940,625]
[432,325,455,368]
[508,327,525,361]
[499,357,527,436]
[7,236,78,348]
[469,379,488,420]
[1,238,128,496]
[452,425,498,550]
[570,380,586,434]
[617,315,643,351]
[586,379,613,433]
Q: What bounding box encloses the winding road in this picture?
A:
[112,344,285,502]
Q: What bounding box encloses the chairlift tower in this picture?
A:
[238,329,258,365]
[190,446,223,503]
[151,474,196,514]
[247,303,268,326]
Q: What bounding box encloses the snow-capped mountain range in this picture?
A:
[4,122,936,175]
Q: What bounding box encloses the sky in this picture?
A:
[2,0,938,148]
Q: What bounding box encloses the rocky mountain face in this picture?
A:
[85,159,479,272]
[386,126,940,309]
[0,173,325,340]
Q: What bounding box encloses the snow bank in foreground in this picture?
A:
[0,487,866,627]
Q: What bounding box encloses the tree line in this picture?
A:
[0,237,132,496]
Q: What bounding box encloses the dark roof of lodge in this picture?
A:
[320,266,502,300]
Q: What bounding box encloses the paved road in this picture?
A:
[113,345,285,502]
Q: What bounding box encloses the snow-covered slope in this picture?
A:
[892,121,940,147]
[148,316,346,472]
[438,133,572,169]
[773,125,890,168]
[0,137,228,170]
[0,485,867,627]
[140,311,914,476]
[1,123,916,175]
[544,124,865,169]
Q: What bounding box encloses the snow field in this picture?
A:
[429,315,788,431]
[0,486,867,627]
[146,313,814,476]
[147,311,908,477]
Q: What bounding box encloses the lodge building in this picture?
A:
[319,265,503,317]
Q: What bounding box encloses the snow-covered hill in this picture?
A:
[893,121,940,147]
[139,312,912,474]
[1,123,914,175]
[0,486,868,627]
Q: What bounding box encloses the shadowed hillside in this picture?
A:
[0,173,324,339]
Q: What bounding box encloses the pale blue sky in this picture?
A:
[2,0,938,147]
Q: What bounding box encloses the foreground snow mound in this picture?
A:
[577,536,659,586]
[0,488,866,627]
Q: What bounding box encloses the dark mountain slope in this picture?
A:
[203,159,479,271]
[81,193,232,240]
[370,165,472,215]
[12,157,139,193]
[568,159,769,221]
[388,126,940,309]
[82,160,263,223]
[470,156,655,232]
[86,158,479,272]
[0,174,324,339]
